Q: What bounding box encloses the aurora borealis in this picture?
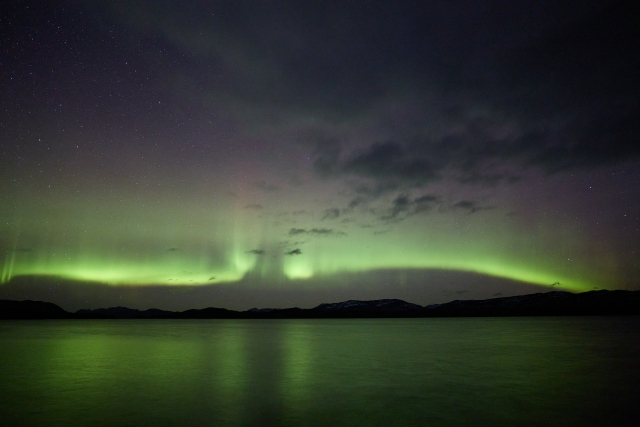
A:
[1,0,639,310]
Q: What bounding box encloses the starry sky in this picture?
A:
[1,0,639,311]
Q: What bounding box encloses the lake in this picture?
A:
[1,317,639,426]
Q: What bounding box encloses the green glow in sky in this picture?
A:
[3,1,640,308]
[0,196,600,293]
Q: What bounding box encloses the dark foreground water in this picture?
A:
[1,317,639,427]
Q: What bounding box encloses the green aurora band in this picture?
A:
[0,198,603,292]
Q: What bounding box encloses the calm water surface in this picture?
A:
[1,317,639,426]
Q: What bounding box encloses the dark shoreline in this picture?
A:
[2,289,639,319]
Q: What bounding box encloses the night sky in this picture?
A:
[1,0,639,311]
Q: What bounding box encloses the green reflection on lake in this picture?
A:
[1,317,639,427]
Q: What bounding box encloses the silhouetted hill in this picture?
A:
[0,299,73,319]
[179,307,241,319]
[423,290,640,317]
[2,290,639,319]
[314,299,422,311]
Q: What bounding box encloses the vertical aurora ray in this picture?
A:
[1,251,16,284]
[0,198,602,292]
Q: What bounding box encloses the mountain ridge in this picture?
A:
[1,290,639,319]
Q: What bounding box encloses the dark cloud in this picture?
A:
[322,208,340,221]
[309,228,332,235]
[453,200,491,214]
[347,197,364,209]
[313,137,341,177]
[246,249,265,255]
[485,0,640,172]
[458,173,514,186]
[343,142,438,185]
[13,0,640,196]
[413,195,439,213]
[253,181,278,192]
[381,194,411,221]
[353,181,400,198]
[284,249,302,256]
[287,228,346,237]
[300,1,640,191]
[319,134,525,192]
[343,182,402,209]
[499,1,638,103]
[380,194,440,221]
[414,195,438,204]
[287,228,307,236]
[68,1,616,125]
[244,204,263,210]
[5,2,636,173]
[310,228,345,236]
